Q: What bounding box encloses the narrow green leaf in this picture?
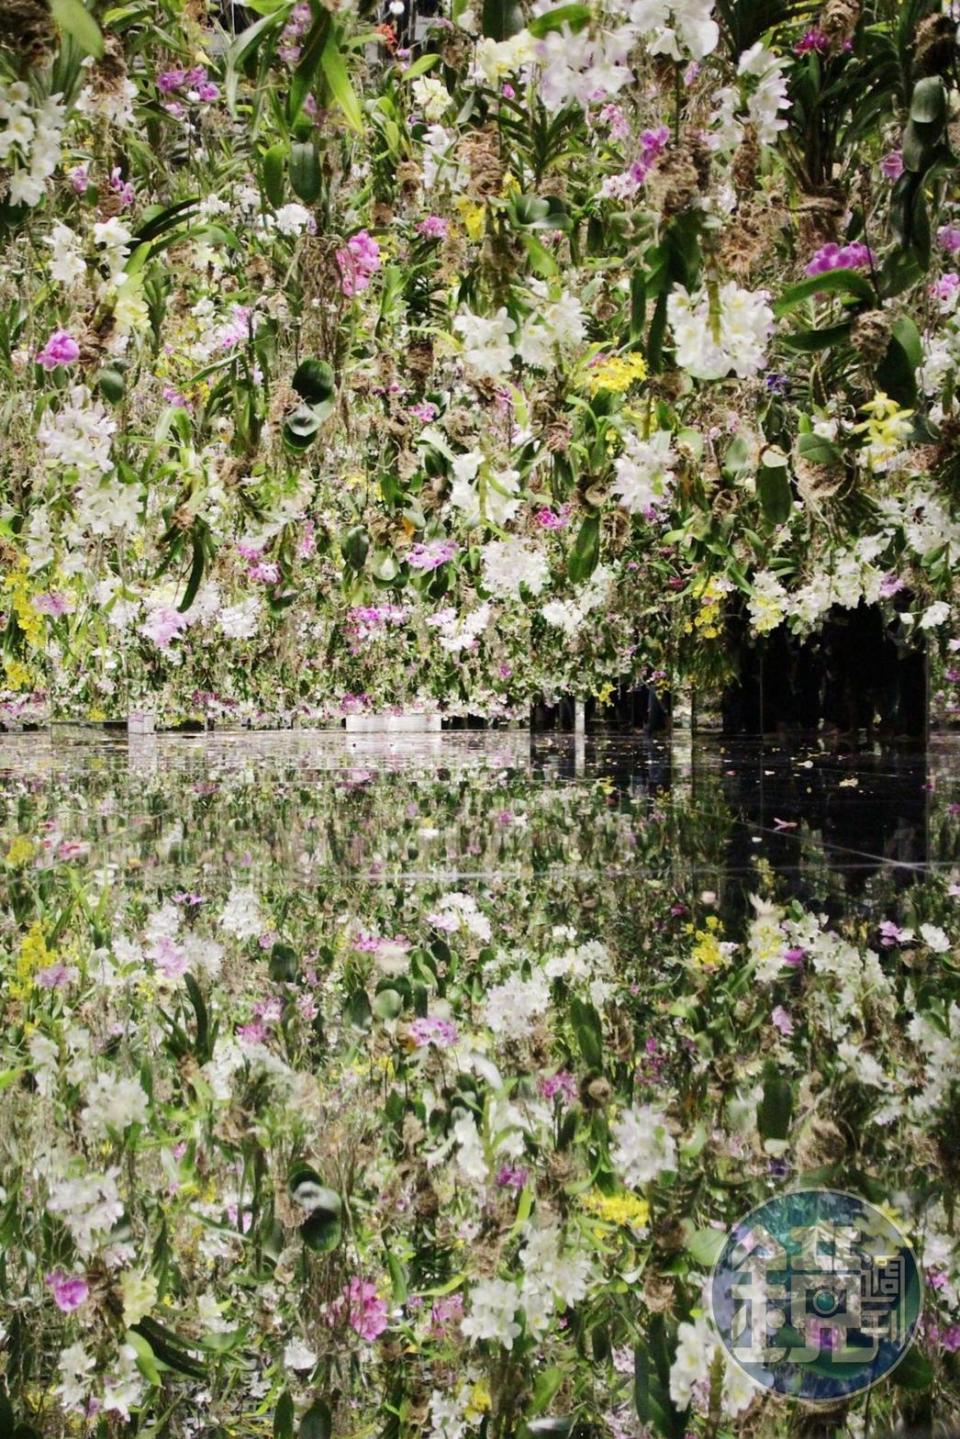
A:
[774,268,874,317]
[289,8,331,123]
[321,31,363,132]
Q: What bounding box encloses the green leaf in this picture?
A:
[292,358,335,404]
[684,1227,726,1268]
[300,1208,342,1252]
[569,996,603,1070]
[282,402,324,451]
[481,0,524,39]
[342,525,370,570]
[781,321,852,353]
[774,269,874,317]
[373,987,402,1019]
[757,1062,793,1141]
[893,1346,933,1390]
[521,232,558,279]
[795,430,843,468]
[289,142,322,203]
[321,31,364,133]
[910,75,946,127]
[634,1318,686,1439]
[178,534,206,613]
[49,0,103,55]
[269,943,299,981]
[125,1330,163,1387]
[568,514,600,584]
[385,1247,408,1302]
[97,366,126,402]
[289,8,331,124]
[262,142,287,208]
[529,1368,564,1416]
[300,1401,332,1439]
[527,3,591,36]
[875,315,922,407]
[0,1388,14,1439]
[289,1167,341,1214]
[400,53,442,80]
[757,465,792,526]
[275,1391,295,1439]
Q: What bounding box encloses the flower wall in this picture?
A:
[2,0,960,724]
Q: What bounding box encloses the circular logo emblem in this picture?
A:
[710,1189,922,1403]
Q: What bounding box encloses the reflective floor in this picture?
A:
[1,732,958,1436]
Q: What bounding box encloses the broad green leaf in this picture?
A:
[757,1062,793,1141]
[684,1226,726,1268]
[910,75,946,127]
[275,1391,295,1439]
[300,1401,332,1439]
[481,0,524,39]
[292,358,335,404]
[342,525,369,570]
[774,268,874,317]
[757,466,792,526]
[568,513,600,584]
[50,0,103,56]
[289,142,322,203]
[262,142,287,208]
